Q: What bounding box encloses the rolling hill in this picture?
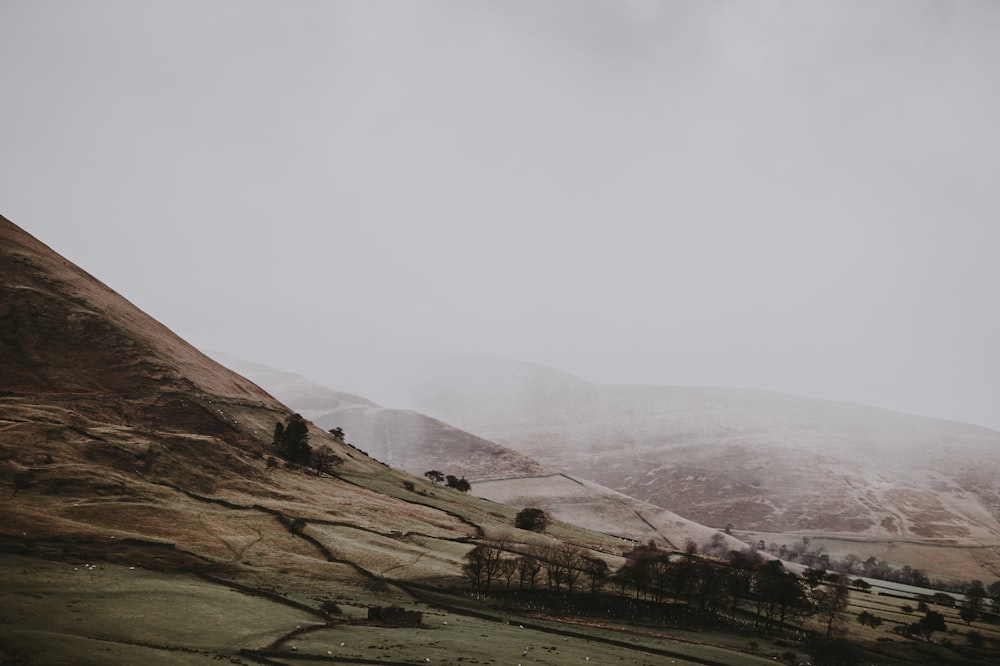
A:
[365,354,1000,581]
[206,352,550,481]
[4,215,998,664]
[0,216,627,664]
[209,355,764,556]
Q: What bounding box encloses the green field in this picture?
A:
[0,553,796,665]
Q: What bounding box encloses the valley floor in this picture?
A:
[4,550,1000,666]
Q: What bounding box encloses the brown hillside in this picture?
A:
[382,355,1000,581]
[0,215,525,554]
[0,215,287,450]
[0,216,630,663]
[2,218,997,666]
[210,352,551,480]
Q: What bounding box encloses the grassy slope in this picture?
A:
[3,218,997,664]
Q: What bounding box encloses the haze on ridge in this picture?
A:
[1,1,998,430]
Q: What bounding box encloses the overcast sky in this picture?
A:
[2,1,998,430]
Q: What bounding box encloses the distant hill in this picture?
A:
[207,352,550,481]
[473,473,750,555]
[206,354,761,554]
[8,216,998,665]
[374,354,1000,579]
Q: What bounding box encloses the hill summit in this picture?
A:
[0,215,284,444]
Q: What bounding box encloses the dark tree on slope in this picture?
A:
[445,475,471,492]
[312,445,344,476]
[424,470,445,484]
[517,553,542,590]
[804,567,827,589]
[987,580,1000,612]
[754,560,810,633]
[273,413,311,465]
[814,573,851,641]
[856,611,882,628]
[726,549,762,620]
[463,542,506,591]
[919,610,946,641]
[515,507,550,532]
[962,579,986,624]
[614,540,668,601]
[959,605,978,625]
[541,544,585,592]
[582,556,610,593]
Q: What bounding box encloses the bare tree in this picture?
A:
[311,445,343,476]
[813,573,851,641]
[498,557,519,590]
[726,549,762,620]
[582,556,610,593]
[701,532,730,559]
[541,544,585,591]
[463,541,506,591]
[754,560,810,633]
[517,553,542,590]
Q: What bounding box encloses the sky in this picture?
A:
[1,1,999,430]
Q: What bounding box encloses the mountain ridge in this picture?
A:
[208,353,756,556]
[3,215,998,664]
[207,351,552,481]
[347,352,1000,579]
[0,214,643,662]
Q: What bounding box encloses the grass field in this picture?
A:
[0,552,787,665]
[10,545,1000,666]
[0,553,319,664]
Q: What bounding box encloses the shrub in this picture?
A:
[445,475,471,492]
[273,414,311,465]
[515,507,551,532]
[367,604,422,626]
[857,610,883,628]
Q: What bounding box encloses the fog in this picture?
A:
[2,1,998,430]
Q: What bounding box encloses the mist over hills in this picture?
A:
[5,214,1000,663]
[12,214,819,664]
[0,215,629,662]
[207,351,550,481]
[353,355,1000,571]
[213,350,1000,581]
[208,354,762,555]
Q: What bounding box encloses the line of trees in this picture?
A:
[462,537,993,661]
[462,539,600,594]
[462,538,858,639]
[749,538,1000,615]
